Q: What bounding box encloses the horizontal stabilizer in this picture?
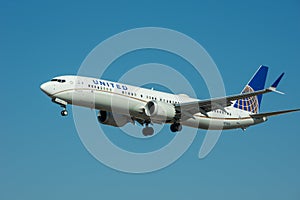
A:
[250,108,300,118]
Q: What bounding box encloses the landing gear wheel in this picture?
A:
[61,110,68,116]
[170,123,182,132]
[142,127,154,136]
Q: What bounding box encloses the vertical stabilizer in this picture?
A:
[233,66,268,114]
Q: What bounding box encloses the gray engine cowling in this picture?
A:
[144,100,176,122]
[97,110,129,127]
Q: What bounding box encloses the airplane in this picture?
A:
[40,65,300,136]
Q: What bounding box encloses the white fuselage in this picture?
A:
[40,75,266,130]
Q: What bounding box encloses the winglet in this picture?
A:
[271,72,285,88]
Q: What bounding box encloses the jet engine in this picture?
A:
[144,100,176,122]
[97,110,129,127]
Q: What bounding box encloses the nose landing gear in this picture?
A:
[52,98,68,117]
[61,108,68,116]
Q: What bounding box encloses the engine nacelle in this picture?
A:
[97,111,129,127]
[144,100,176,122]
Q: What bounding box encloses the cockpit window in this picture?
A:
[51,79,66,83]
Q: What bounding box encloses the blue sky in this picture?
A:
[1,0,300,199]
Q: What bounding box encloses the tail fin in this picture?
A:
[233,65,268,114]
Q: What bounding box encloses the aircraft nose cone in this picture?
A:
[40,83,46,93]
[40,82,52,96]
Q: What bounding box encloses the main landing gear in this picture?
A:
[142,126,154,136]
[141,122,182,136]
[170,123,182,133]
[142,121,154,136]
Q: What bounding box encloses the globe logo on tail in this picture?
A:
[234,85,259,114]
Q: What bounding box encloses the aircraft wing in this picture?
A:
[250,108,300,118]
[175,87,275,116]
[175,73,285,118]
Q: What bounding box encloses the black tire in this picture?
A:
[170,123,182,132]
[142,127,154,136]
[177,124,182,132]
[61,110,68,116]
[170,124,177,132]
